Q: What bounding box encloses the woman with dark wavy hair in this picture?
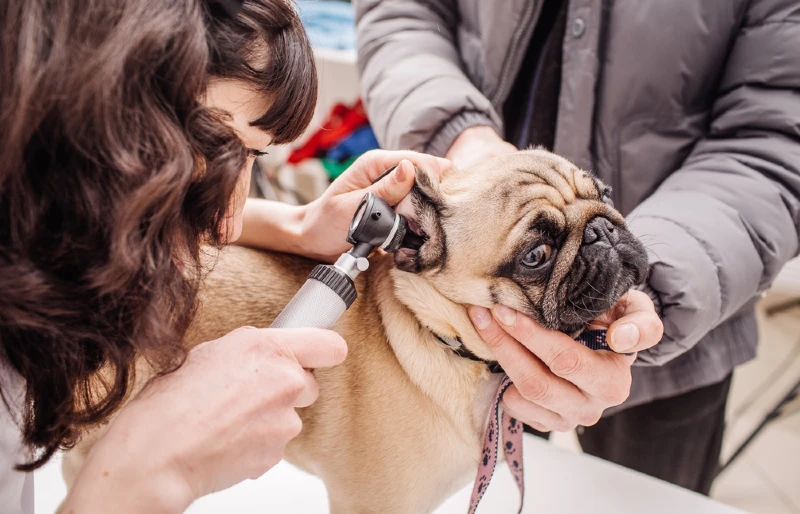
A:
[0,0,450,512]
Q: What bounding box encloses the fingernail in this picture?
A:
[468,306,491,330]
[492,305,517,327]
[611,324,640,352]
[394,160,409,182]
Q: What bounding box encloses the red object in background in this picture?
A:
[287,99,369,164]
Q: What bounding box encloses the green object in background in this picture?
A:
[321,156,358,180]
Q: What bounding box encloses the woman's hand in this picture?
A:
[61,326,347,514]
[468,290,663,432]
[297,150,452,262]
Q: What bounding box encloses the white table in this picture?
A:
[35,434,746,513]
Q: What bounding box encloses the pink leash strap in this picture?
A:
[468,375,524,514]
[467,329,612,513]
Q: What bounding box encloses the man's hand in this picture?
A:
[468,290,663,432]
[445,126,517,170]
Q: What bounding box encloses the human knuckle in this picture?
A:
[229,326,256,337]
[650,317,665,341]
[579,410,602,427]
[273,368,306,403]
[286,414,303,439]
[260,452,283,477]
[363,149,383,161]
[482,330,506,350]
[246,458,274,481]
[531,422,551,433]
[242,329,270,351]
[554,415,574,432]
[517,373,552,403]
[260,334,294,360]
[259,446,286,475]
[286,366,307,391]
[632,289,653,307]
[600,375,631,406]
[549,348,582,377]
[615,382,632,405]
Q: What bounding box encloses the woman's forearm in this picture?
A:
[236,198,308,255]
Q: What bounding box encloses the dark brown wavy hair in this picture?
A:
[0,0,317,470]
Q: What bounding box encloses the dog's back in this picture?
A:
[185,246,316,344]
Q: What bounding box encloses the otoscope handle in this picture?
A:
[270,189,398,330]
[270,264,356,329]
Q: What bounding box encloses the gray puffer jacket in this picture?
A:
[356,0,800,408]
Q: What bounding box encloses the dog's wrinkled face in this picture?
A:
[394,150,649,336]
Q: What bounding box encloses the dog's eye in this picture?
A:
[521,244,553,269]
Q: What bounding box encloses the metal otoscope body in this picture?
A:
[269,192,411,329]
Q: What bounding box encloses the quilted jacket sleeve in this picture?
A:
[355,0,502,155]
[632,2,800,365]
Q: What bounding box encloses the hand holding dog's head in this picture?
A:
[394,149,649,337]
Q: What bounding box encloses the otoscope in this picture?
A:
[270,191,424,329]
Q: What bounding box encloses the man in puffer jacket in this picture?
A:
[356,0,800,494]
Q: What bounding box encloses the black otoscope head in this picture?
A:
[347,192,408,257]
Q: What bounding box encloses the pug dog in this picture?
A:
[63,149,649,513]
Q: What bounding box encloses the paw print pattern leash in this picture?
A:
[468,375,522,514]
[467,329,612,514]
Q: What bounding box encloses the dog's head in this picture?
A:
[393,149,649,337]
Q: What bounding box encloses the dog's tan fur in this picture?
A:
[63,150,640,513]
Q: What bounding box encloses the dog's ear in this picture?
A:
[412,165,445,210]
[393,166,446,274]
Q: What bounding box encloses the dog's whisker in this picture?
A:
[583,282,615,305]
[568,299,609,317]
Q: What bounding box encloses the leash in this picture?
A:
[466,329,612,514]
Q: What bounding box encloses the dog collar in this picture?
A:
[432,333,505,374]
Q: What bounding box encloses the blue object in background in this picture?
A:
[298,1,355,51]
[326,125,380,162]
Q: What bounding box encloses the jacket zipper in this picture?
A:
[490,0,543,107]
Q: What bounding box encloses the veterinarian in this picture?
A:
[0,2,456,513]
[357,0,800,495]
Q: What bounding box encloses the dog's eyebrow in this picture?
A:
[528,212,563,238]
[511,204,564,235]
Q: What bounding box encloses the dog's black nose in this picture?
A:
[583,216,618,245]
